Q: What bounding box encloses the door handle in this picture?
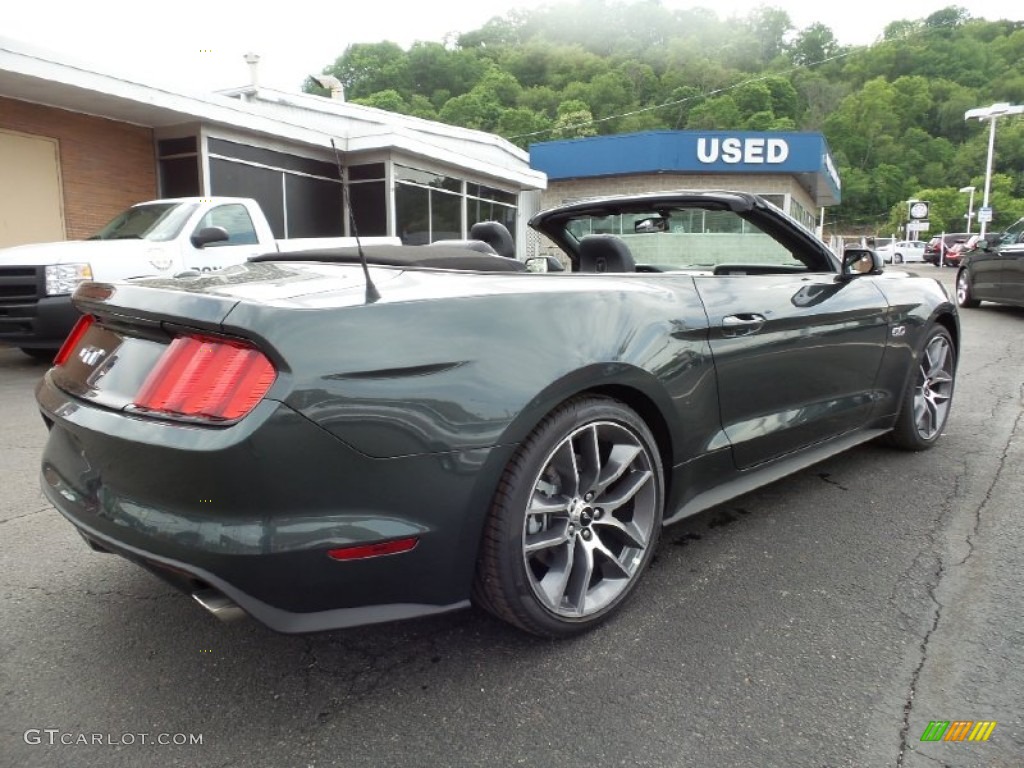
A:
[721,313,766,337]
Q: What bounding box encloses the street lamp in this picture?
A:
[964,102,1024,238]
[958,186,976,234]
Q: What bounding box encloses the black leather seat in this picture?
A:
[578,235,636,273]
[469,221,516,258]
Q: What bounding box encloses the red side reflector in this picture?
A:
[54,314,95,366]
[132,335,276,421]
[327,537,419,561]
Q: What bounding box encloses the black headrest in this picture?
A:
[469,221,515,258]
[429,239,498,255]
[578,235,636,273]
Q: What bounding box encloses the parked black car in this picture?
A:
[923,233,971,266]
[36,191,959,638]
[956,241,1024,309]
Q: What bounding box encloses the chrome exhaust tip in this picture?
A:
[192,589,247,623]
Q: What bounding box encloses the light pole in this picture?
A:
[958,186,976,234]
[964,102,1024,238]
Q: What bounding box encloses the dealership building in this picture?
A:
[0,38,546,252]
[529,130,841,236]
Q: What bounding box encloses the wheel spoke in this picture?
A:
[590,537,632,580]
[528,494,570,516]
[550,440,580,498]
[577,425,601,497]
[593,515,647,549]
[597,468,653,512]
[564,539,594,616]
[535,539,576,610]
[524,518,570,554]
[594,443,642,496]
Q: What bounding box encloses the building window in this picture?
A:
[207,138,342,239]
[158,136,200,198]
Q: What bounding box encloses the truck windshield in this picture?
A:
[89,203,199,242]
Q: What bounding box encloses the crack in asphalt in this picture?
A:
[0,505,52,525]
[817,472,848,491]
[958,396,1024,568]
[299,631,448,727]
[896,554,945,768]
[895,383,1023,767]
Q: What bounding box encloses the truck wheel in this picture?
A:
[20,348,55,363]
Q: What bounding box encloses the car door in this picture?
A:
[692,219,889,470]
[187,203,266,272]
[964,244,1004,301]
[997,244,1024,305]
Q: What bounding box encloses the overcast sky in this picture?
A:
[4,0,1020,94]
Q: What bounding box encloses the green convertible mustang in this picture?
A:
[36,191,959,637]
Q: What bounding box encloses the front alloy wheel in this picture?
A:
[889,327,956,450]
[474,396,663,637]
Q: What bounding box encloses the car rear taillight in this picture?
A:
[132,335,276,422]
[54,314,96,366]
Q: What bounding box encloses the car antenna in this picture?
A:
[330,138,380,303]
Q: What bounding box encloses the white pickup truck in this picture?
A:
[0,197,397,357]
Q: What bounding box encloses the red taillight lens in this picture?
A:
[132,335,276,421]
[54,314,95,366]
[327,537,419,561]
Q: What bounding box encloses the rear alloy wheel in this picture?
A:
[956,269,980,308]
[474,396,663,637]
[894,253,904,264]
[889,327,956,451]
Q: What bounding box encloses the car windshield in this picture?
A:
[89,203,199,242]
[564,207,804,270]
[996,217,1024,246]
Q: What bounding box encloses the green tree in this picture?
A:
[320,42,408,100]
[552,99,598,139]
[789,22,840,67]
[686,96,742,130]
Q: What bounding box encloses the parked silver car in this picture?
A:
[878,240,928,264]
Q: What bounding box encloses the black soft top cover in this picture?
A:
[250,245,526,272]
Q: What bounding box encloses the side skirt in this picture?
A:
[662,428,890,527]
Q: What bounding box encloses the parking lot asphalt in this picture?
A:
[1,265,1021,768]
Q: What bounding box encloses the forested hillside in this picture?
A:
[308,1,1024,236]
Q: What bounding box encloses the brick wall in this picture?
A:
[0,97,157,239]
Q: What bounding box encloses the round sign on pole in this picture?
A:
[910,201,930,220]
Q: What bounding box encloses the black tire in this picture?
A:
[888,326,956,451]
[473,396,664,637]
[894,253,903,264]
[19,348,56,362]
[956,269,980,308]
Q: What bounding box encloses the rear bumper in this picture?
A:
[37,372,508,632]
[52,509,468,633]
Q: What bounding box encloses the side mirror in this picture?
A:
[841,247,882,278]
[634,216,668,233]
[191,226,230,248]
[525,256,565,273]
